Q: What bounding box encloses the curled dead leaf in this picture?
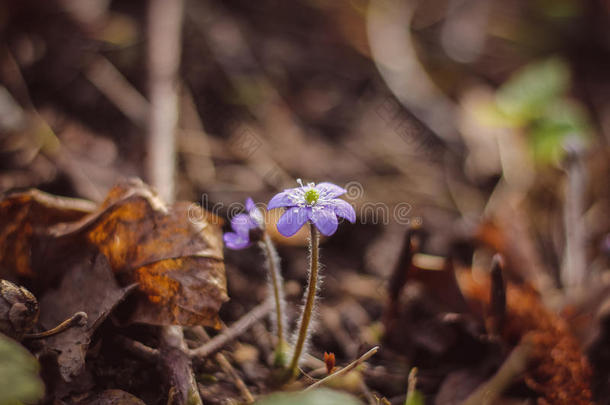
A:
[0,189,95,279]
[0,178,228,327]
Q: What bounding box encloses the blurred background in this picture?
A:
[1,0,608,284]
[1,0,610,401]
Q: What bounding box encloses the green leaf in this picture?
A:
[496,58,570,123]
[405,389,425,405]
[0,333,44,405]
[536,0,583,19]
[529,99,591,164]
[470,98,522,128]
[256,388,362,405]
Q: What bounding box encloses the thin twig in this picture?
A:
[146,0,197,403]
[359,379,377,405]
[561,139,587,293]
[304,346,379,392]
[489,254,506,336]
[114,335,160,363]
[251,322,273,361]
[460,341,531,405]
[385,227,419,326]
[215,354,255,403]
[178,86,216,184]
[300,352,326,370]
[24,311,87,339]
[192,326,254,404]
[189,298,274,359]
[85,56,149,127]
[159,325,202,405]
[147,0,183,202]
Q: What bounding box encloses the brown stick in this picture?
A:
[85,56,149,128]
[460,341,531,405]
[114,335,160,363]
[24,312,87,339]
[359,379,377,405]
[192,326,254,403]
[189,297,274,359]
[146,0,198,403]
[384,227,420,327]
[147,0,183,202]
[159,326,202,405]
[561,140,587,292]
[304,346,379,391]
[489,254,506,336]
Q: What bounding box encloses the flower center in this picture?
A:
[304,189,319,205]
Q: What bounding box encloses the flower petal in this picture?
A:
[267,191,296,210]
[277,207,310,237]
[245,197,256,212]
[223,232,251,250]
[310,208,339,236]
[250,208,264,228]
[315,182,346,198]
[245,198,265,227]
[231,213,255,236]
[331,199,356,223]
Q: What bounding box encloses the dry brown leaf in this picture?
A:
[461,274,594,404]
[39,253,133,381]
[0,189,95,279]
[0,178,227,327]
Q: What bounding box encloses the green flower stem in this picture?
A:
[259,233,287,364]
[288,223,320,378]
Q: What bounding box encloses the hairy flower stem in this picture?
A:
[288,223,320,378]
[259,233,287,366]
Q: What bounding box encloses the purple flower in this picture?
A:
[267,180,356,237]
[223,198,265,250]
